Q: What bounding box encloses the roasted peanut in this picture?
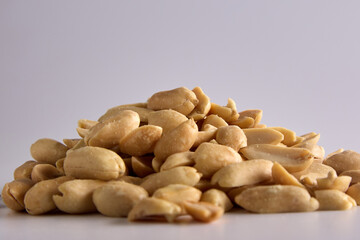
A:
[215,125,247,151]
[201,189,233,212]
[238,109,263,127]
[30,138,68,165]
[315,190,356,210]
[271,162,304,188]
[187,87,211,120]
[2,179,34,211]
[324,150,360,174]
[202,114,228,130]
[243,128,284,145]
[99,105,153,123]
[230,116,255,129]
[183,201,224,223]
[346,183,360,205]
[291,162,336,186]
[193,124,218,148]
[13,160,37,180]
[63,138,81,149]
[208,98,239,123]
[268,127,297,146]
[31,164,63,183]
[148,109,188,135]
[160,151,195,171]
[340,170,360,184]
[131,156,154,178]
[55,158,65,174]
[315,172,351,192]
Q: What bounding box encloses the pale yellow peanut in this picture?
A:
[216,125,247,151]
[53,179,105,214]
[55,158,65,174]
[99,105,153,123]
[131,156,154,178]
[208,98,239,123]
[24,176,73,215]
[315,190,356,210]
[147,87,199,115]
[31,164,63,183]
[268,127,297,146]
[193,124,218,148]
[346,183,360,205]
[183,201,224,223]
[323,150,360,174]
[238,109,263,127]
[160,151,195,171]
[315,172,351,192]
[243,128,284,145]
[154,119,198,162]
[78,119,98,129]
[240,144,313,172]
[211,159,273,188]
[85,110,140,149]
[340,170,360,184]
[13,160,37,180]
[291,162,337,186]
[119,125,162,156]
[93,181,148,217]
[187,86,211,121]
[1,179,34,211]
[140,166,201,195]
[64,146,126,181]
[30,138,69,165]
[194,142,242,178]
[202,114,228,130]
[201,189,233,212]
[271,162,304,188]
[230,116,255,129]
[128,198,182,222]
[148,109,188,135]
[234,185,319,213]
[62,138,81,149]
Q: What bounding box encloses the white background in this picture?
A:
[1,1,360,239]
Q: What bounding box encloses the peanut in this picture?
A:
[13,160,37,180]
[30,138,68,165]
[315,190,356,210]
[215,125,247,151]
[2,179,34,211]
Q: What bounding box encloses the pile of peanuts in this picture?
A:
[2,86,360,223]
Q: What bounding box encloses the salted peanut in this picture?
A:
[30,138,69,165]
[227,186,253,203]
[238,109,263,126]
[216,125,247,151]
[193,124,218,148]
[325,148,344,159]
[131,156,154,178]
[147,87,199,115]
[315,190,356,210]
[85,110,140,149]
[230,116,254,129]
[160,151,195,171]
[323,150,360,174]
[234,185,319,213]
[201,189,233,212]
[63,138,81,149]
[76,127,89,138]
[268,127,297,146]
[31,164,63,183]
[154,119,198,162]
[291,162,337,186]
[187,87,211,121]
[201,115,228,130]
[271,162,304,188]
[346,183,360,205]
[194,142,242,178]
[53,179,105,214]
[119,125,162,156]
[93,181,148,217]
[148,109,188,135]
[316,172,352,192]
[240,144,313,172]
[340,170,360,184]
[211,159,273,187]
[13,160,37,180]
[208,98,239,123]
[24,176,73,215]
[140,166,201,195]
[99,106,154,123]
[153,184,202,212]
[243,128,284,146]
[183,201,224,223]
[64,146,126,181]
[55,158,65,174]
[78,119,98,129]
[291,133,324,159]
[117,176,144,185]
[2,179,34,211]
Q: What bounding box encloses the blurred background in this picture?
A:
[1,0,359,185]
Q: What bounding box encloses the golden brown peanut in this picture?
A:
[340,170,360,184]
[13,160,37,180]
[64,146,126,181]
[53,179,105,214]
[240,144,314,172]
[85,110,140,149]
[201,189,233,212]
[238,109,263,127]
[148,109,188,135]
[160,151,195,172]
[187,87,211,120]
[315,172,351,192]
[271,162,304,188]
[291,162,337,186]
[30,138,69,165]
[230,116,255,129]
[63,138,81,149]
[202,114,228,130]
[183,201,224,223]
[78,119,98,129]
[147,87,199,115]
[131,156,154,178]
[24,176,73,215]
[234,185,319,213]
[323,150,360,174]
[243,128,284,145]
[211,159,273,188]
[99,106,154,123]
[140,166,202,195]
[315,190,356,210]
[216,125,247,151]
[31,164,63,183]
[193,124,218,148]
[93,181,148,217]
[55,158,65,174]
[154,119,198,162]
[208,98,239,123]
[128,198,182,222]
[2,179,34,211]
[268,127,297,146]
[194,142,242,178]
[346,183,360,205]
[119,125,162,156]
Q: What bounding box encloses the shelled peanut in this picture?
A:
[2,86,360,223]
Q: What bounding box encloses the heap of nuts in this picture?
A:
[2,87,360,223]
